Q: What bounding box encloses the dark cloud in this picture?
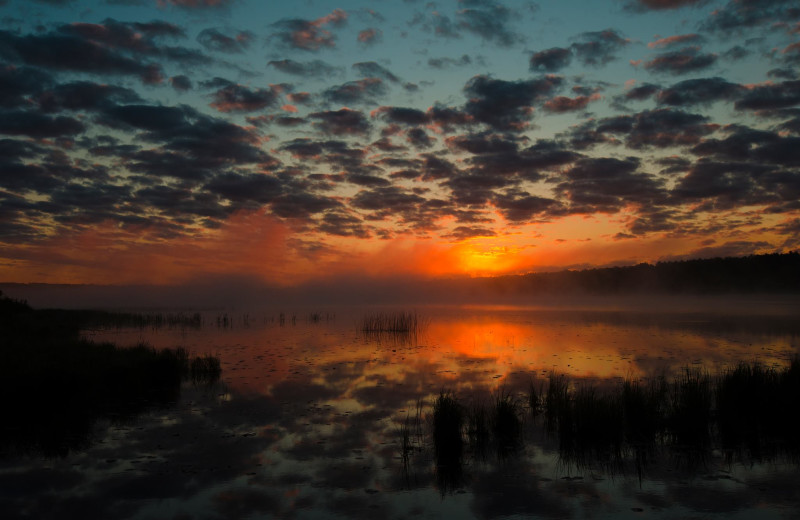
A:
[357,28,382,46]
[427,104,473,132]
[370,137,406,152]
[625,108,716,148]
[700,0,797,33]
[170,75,192,91]
[768,68,798,80]
[406,128,435,148]
[352,61,400,82]
[690,125,780,161]
[647,33,705,49]
[0,110,85,138]
[36,81,142,112]
[443,225,496,240]
[373,106,428,126]
[204,172,283,205]
[270,9,348,52]
[350,186,425,213]
[571,29,630,66]
[734,80,800,111]
[529,47,572,72]
[209,82,284,113]
[543,95,598,113]
[267,59,343,78]
[722,45,749,60]
[0,65,53,108]
[309,108,370,135]
[656,77,743,106]
[322,78,387,106]
[492,189,562,222]
[670,159,775,209]
[564,108,716,150]
[625,83,661,102]
[463,75,564,131]
[555,156,666,212]
[162,0,234,8]
[428,54,473,69]
[642,46,718,75]
[318,210,370,237]
[624,0,708,11]
[99,105,274,181]
[0,29,163,84]
[424,12,461,39]
[197,28,253,53]
[456,0,520,47]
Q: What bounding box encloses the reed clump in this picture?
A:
[0,295,222,457]
[361,311,426,333]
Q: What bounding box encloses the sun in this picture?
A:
[458,244,522,276]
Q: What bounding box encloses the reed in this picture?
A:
[493,390,522,455]
[361,311,426,333]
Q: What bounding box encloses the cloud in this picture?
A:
[322,78,387,106]
[700,0,797,33]
[309,108,370,135]
[209,82,284,113]
[170,75,192,91]
[267,59,343,78]
[352,61,400,82]
[0,110,85,138]
[428,54,473,69]
[571,29,630,66]
[456,0,521,47]
[656,77,743,106]
[641,46,718,75]
[0,29,164,84]
[197,28,253,53]
[624,82,661,102]
[647,33,704,49]
[406,128,435,148]
[463,75,564,131]
[372,106,429,126]
[36,81,142,112]
[160,0,233,8]
[529,47,572,72]
[555,156,666,213]
[623,0,708,11]
[734,80,800,111]
[357,28,382,46]
[270,9,348,51]
[543,94,600,113]
[492,190,562,222]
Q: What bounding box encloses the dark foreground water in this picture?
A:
[3,299,800,519]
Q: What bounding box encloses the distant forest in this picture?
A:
[480,252,800,295]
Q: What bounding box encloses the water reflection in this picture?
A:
[3,304,799,519]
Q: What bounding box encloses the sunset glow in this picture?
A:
[0,0,797,287]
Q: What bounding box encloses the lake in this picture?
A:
[2,299,800,519]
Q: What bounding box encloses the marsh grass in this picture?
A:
[0,296,222,457]
[431,391,464,493]
[361,310,427,335]
[466,399,490,460]
[493,390,522,456]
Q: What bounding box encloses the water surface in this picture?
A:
[3,301,799,519]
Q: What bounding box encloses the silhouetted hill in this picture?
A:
[481,252,800,295]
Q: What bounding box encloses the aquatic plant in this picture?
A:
[432,391,464,494]
[466,399,490,459]
[493,390,522,456]
[361,310,426,333]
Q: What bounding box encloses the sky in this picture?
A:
[0,0,798,286]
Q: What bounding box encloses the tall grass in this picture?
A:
[0,295,222,457]
[432,391,464,494]
[361,311,426,333]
